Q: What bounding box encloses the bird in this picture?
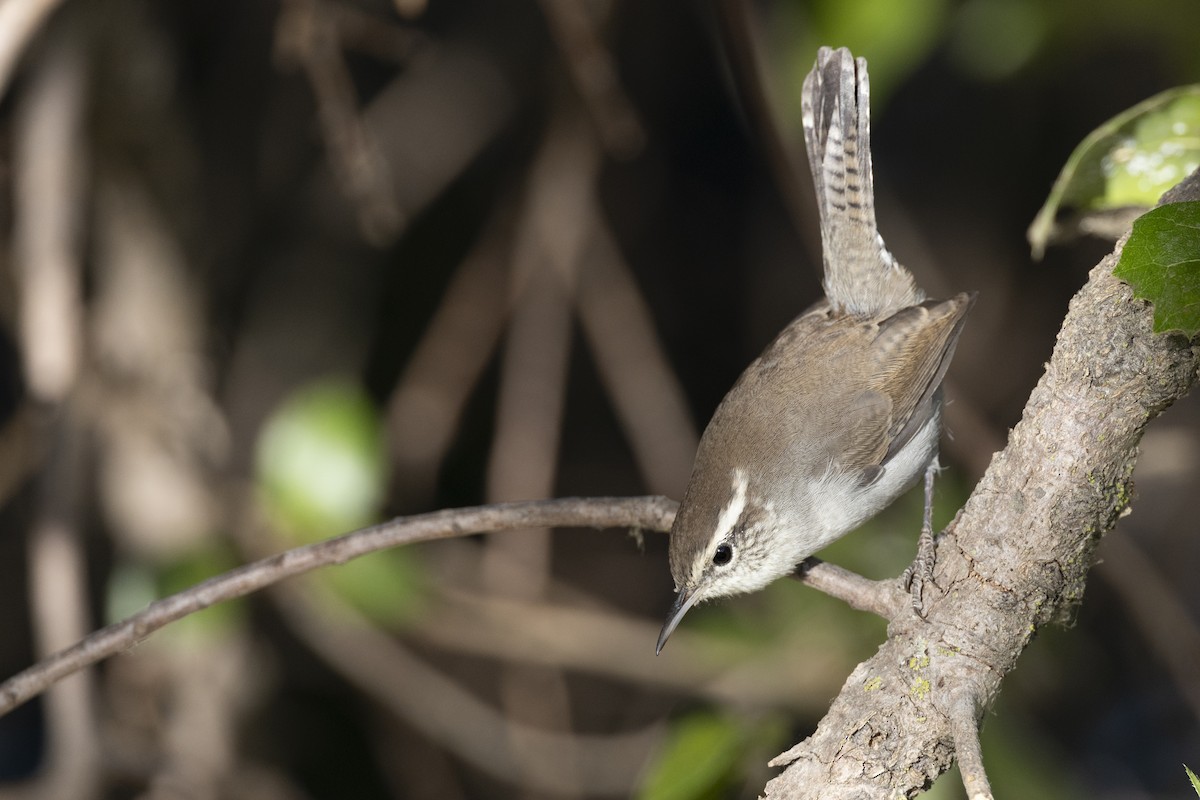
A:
[656,46,976,654]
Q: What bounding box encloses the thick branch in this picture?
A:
[0,496,677,718]
[764,174,1200,798]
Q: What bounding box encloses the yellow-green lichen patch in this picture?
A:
[911,678,931,700]
[907,654,930,671]
[863,676,883,692]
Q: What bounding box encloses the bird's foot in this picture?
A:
[900,525,936,616]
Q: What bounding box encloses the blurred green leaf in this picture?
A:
[159,542,246,643]
[768,0,948,132]
[106,546,246,647]
[1029,85,1200,258]
[636,712,744,800]
[948,0,1048,80]
[806,0,949,100]
[106,561,159,626]
[1113,201,1200,336]
[325,549,428,628]
[1185,764,1200,796]
[256,378,388,539]
[1105,93,1200,206]
[255,379,428,627]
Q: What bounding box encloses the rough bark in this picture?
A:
[763,172,1200,799]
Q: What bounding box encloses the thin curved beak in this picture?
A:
[656,586,699,655]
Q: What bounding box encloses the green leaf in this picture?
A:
[256,378,388,539]
[106,562,160,626]
[1105,92,1200,207]
[1029,85,1200,258]
[1113,201,1200,337]
[1187,764,1200,797]
[947,0,1048,81]
[255,380,428,626]
[636,712,743,800]
[158,543,246,643]
[105,546,248,648]
[325,549,428,628]
[767,0,948,135]
[806,0,949,99]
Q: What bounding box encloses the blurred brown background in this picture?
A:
[0,0,1198,798]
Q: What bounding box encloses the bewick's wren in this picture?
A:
[657,47,975,654]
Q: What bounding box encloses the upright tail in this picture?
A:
[802,47,922,317]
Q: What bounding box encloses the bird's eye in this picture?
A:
[713,544,733,566]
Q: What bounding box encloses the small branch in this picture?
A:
[0,496,677,719]
[483,109,597,590]
[950,690,994,800]
[274,0,403,243]
[537,0,645,158]
[792,559,904,620]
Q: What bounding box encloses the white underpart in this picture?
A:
[727,413,940,597]
[805,411,940,552]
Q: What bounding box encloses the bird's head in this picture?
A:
[657,468,801,654]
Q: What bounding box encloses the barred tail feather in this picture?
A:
[802,47,922,317]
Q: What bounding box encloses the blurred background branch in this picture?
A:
[7,18,97,800]
[0,0,66,100]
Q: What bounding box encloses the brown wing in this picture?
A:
[836,388,892,483]
[870,292,977,462]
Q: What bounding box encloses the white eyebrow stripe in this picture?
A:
[711,469,748,546]
[689,469,749,586]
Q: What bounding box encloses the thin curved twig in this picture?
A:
[0,496,678,719]
[0,487,908,726]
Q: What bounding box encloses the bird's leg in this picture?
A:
[900,458,939,614]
